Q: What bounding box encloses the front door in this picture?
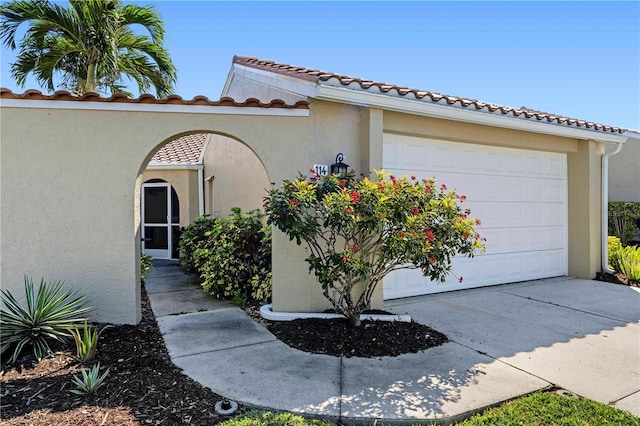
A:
[142,182,180,259]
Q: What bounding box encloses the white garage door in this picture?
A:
[383,133,567,299]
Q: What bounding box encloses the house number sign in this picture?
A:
[312,164,329,176]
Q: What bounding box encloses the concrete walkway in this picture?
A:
[145,261,640,423]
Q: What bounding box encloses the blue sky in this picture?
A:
[1,1,639,130]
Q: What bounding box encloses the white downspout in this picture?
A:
[601,141,624,273]
[198,168,205,217]
[198,135,211,217]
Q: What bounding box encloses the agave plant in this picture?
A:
[69,320,112,363]
[70,362,110,395]
[0,277,91,363]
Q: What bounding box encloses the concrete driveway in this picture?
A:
[386,277,640,417]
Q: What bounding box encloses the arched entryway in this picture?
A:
[139,132,271,262]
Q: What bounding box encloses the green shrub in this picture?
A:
[179,215,217,273]
[608,236,623,270]
[69,320,111,363]
[608,236,640,282]
[614,246,640,282]
[180,209,272,304]
[140,253,153,279]
[1,277,91,363]
[609,201,640,246]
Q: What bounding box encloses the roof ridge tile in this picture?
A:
[0,87,309,110]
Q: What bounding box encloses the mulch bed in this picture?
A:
[595,271,639,287]
[1,286,230,425]
[268,317,448,358]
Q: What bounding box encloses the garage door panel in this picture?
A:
[384,135,566,180]
[480,226,565,254]
[383,134,567,300]
[384,249,566,299]
[463,202,564,228]
[385,167,563,204]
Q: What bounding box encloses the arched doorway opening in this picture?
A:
[138,131,271,261]
[141,179,180,259]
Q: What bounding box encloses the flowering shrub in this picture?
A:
[265,169,485,326]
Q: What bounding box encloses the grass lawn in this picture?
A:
[220,392,639,426]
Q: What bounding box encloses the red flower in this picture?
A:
[350,191,361,204]
[339,179,346,187]
[411,176,416,181]
[440,183,447,190]
[425,185,432,193]
[344,207,353,214]
[411,206,419,214]
[351,244,359,252]
[459,195,467,202]
[263,200,270,207]
[270,182,276,186]
[429,258,437,265]
[460,213,468,219]
[458,276,464,283]
[398,231,406,238]
[475,219,482,226]
[289,198,299,206]
[309,167,316,174]
[424,228,435,243]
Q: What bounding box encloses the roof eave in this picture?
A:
[226,63,319,99]
[146,163,204,170]
[316,85,630,144]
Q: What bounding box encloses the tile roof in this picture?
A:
[233,55,627,134]
[150,134,208,165]
[0,88,309,109]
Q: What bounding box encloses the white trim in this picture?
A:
[260,304,411,323]
[198,168,204,217]
[146,163,204,170]
[316,85,630,144]
[228,63,318,98]
[0,98,309,116]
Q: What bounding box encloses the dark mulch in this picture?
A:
[0,286,231,425]
[595,271,640,287]
[268,317,448,358]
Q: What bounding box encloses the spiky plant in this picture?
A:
[70,362,110,395]
[69,319,111,363]
[1,277,91,363]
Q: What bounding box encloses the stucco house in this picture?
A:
[1,55,638,324]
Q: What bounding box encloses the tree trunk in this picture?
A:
[85,62,97,94]
[347,313,361,327]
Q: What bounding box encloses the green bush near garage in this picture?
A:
[179,208,271,305]
[609,201,640,246]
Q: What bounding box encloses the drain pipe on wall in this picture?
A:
[601,140,624,274]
